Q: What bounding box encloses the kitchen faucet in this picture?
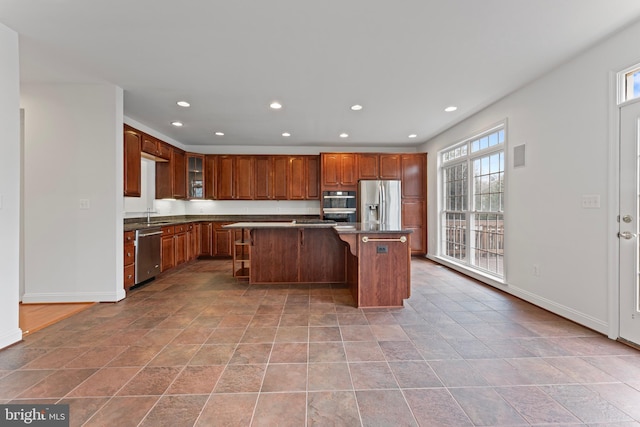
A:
[146,208,151,224]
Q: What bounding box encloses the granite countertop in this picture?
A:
[123,215,320,232]
[223,221,413,234]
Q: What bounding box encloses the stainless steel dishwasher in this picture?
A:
[135,226,162,284]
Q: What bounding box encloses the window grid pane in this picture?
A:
[440,126,505,279]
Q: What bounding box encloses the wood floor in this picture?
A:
[19,302,95,335]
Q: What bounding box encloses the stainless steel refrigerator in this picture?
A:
[358,180,402,229]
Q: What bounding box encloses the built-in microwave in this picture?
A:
[322,191,356,222]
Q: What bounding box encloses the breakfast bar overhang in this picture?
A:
[224,222,412,308]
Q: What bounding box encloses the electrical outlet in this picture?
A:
[79,199,90,210]
[532,264,540,276]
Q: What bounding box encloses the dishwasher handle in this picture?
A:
[137,231,163,237]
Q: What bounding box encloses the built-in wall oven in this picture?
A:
[322,191,356,222]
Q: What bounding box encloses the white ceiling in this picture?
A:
[2,0,640,148]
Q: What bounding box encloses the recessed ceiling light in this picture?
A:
[444,106,457,112]
[171,121,183,127]
[282,132,291,137]
[215,132,224,136]
[270,101,282,109]
[339,133,349,138]
[408,134,418,138]
[176,101,190,107]
[351,104,363,111]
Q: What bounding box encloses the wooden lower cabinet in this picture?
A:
[402,200,426,255]
[123,231,135,290]
[174,225,187,266]
[161,226,175,272]
[251,228,346,283]
[213,223,233,257]
[188,223,201,260]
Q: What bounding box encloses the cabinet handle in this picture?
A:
[127,274,132,279]
[127,252,131,257]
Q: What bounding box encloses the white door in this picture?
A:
[619,99,640,345]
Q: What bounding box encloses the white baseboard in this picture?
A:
[426,255,609,335]
[0,327,23,350]
[21,290,125,303]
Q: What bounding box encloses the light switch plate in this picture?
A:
[79,199,90,210]
[581,194,600,209]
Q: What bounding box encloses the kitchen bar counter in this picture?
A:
[224,222,412,308]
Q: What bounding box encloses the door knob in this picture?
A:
[618,231,636,239]
[623,215,633,223]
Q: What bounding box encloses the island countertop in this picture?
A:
[223,221,413,234]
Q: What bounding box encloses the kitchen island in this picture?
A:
[224,221,412,308]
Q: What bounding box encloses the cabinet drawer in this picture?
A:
[124,242,135,266]
[124,264,135,288]
[124,231,135,244]
[175,224,186,233]
[162,225,175,236]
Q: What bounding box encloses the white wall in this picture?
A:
[0,23,22,348]
[21,83,125,303]
[421,19,640,334]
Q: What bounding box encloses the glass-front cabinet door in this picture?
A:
[187,154,205,199]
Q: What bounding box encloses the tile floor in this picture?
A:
[1,258,640,426]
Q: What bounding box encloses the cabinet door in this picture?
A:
[340,153,358,187]
[141,133,158,156]
[401,154,426,199]
[306,156,320,199]
[379,154,401,179]
[187,154,205,199]
[213,223,232,257]
[235,156,254,199]
[204,155,216,199]
[358,153,379,180]
[192,223,201,260]
[322,153,340,187]
[123,126,141,197]
[173,150,187,199]
[273,156,288,199]
[216,155,234,199]
[253,156,272,200]
[402,200,426,254]
[161,236,175,272]
[174,232,187,265]
[200,222,213,256]
[288,156,305,200]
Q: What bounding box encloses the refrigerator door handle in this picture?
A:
[379,182,386,225]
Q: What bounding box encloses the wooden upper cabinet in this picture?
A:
[288,156,305,200]
[156,148,187,199]
[254,156,271,200]
[123,125,142,197]
[321,153,358,190]
[306,156,320,199]
[235,156,254,200]
[358,153,379,180]
[141,134,171,160]
[204,155,216,199]
[273,156,288,199]
[186,153,205,199]
[357,153,401,180]
[288,155,319,200]
[215,155,234,199]
[401,153,427,199]
[379,154,401,179]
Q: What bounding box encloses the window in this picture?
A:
[440,125,505,278]
[618,64,640,104]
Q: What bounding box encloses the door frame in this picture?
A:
[607,67,640,340]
